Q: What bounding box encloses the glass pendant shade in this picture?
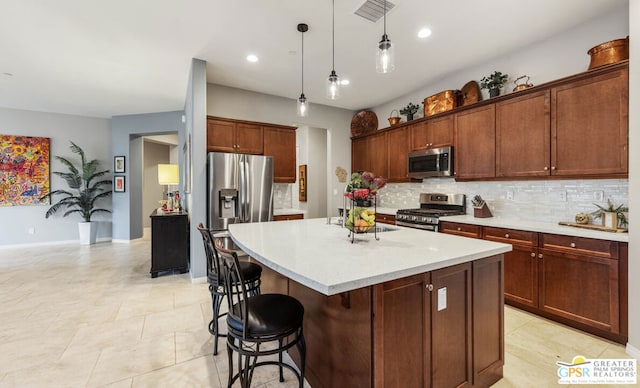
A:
[297,94,308,117]
[326,70,340,100]
[376,34,394,73]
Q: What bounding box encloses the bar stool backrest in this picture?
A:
[197,223,220,279]
[215,238,250,339]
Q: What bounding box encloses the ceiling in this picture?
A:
[0,0,627,119]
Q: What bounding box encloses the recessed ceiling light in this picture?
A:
[246,54,259,63]
[340,79,350,86]
[417,28,432,39]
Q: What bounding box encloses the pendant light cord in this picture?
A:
[332,0,335,71]
[383,0,387,36]
[301,30,304,93]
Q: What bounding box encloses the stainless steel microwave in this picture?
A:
[408,146,453,178]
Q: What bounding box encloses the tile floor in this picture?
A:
[0,240,636,387]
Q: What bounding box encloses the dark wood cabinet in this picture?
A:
[207,117,297,183]
[496,90,551,177]
[410,115,454,151]
[368,131,388,178]
[483,227,539,308]
[375,212,396,225]
[351,136,369,173]
[551,67,628,176]
[387,126,410,182]
[454,104,496,179]
[207,118,263,154]
[439,221,481,238]
[273,213,304,221]
[263,126,296,183]
[373,258,500,388]
[440,222,627,344]
[149,210,189,278]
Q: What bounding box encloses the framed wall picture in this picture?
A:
[114,175,126,192]
[114,156,125,173]
[299,165,307,202]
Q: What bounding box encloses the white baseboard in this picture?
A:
[191,275,207,284]
[626,343,640,359]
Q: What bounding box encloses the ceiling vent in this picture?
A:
[354,0,396,23]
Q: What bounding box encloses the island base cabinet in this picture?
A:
[373,256,503,387]
[288,281,372,388]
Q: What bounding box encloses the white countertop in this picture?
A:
[228,218,511,296]
[439,215,629,243]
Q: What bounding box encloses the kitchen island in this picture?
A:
[229,219,512,387]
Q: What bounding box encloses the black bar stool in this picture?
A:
[214,238,306,388]
[197,223,262,355]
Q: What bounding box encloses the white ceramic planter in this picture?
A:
[78,222,97,245]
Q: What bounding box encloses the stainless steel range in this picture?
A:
[396,193,466,231]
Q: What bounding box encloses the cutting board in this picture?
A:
[558,221,628,233]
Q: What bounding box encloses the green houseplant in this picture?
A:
[480,71,509,97]
[590,199,628,229]
[40,141,112,244]
[399,102,421,121]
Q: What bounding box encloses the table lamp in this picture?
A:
[158,164,179,211]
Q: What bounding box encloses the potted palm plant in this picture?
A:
[40,141,112,245]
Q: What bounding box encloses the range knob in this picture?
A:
[420,216,428,223]
[411,215,418,221]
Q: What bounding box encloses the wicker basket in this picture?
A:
[388,109,401,126]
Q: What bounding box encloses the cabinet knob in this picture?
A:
[551,166,557,170]
[457,227,462,231]
[505,233,510,238]
[543,166,548,171]
[426,284,434,291]
[538,253,543,259]
[570,242,576,248]
[530,252,535,257]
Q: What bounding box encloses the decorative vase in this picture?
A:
[406,113,414,121]
[489,88,500,98]
[78,222,97,245]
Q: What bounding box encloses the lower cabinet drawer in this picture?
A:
[274,213,304,221]
[439,221,481,239]
[375,213,396,225]
[540,233,617,258]
[483,226,537,247]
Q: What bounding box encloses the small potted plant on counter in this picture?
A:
[480,71,509,98]
[399,102,421,121]
[590,199,628,230]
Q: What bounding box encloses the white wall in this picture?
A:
[372,5,629,126]
[142,140,170,228]
[626,0,639,358]
[292,126,328,218]
[207,84,354,217]
[0,107,111,246]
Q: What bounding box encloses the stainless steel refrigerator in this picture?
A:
[207,152,274,231]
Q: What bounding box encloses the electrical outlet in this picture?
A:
[559,191,567,201]
[594,191,604,201]
[506,190,514,201]
[28,227,35,235]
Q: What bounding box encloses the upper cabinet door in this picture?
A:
[207,119,236,152]
[387,127,411,182]
[410,121,429,150]
[551,68,628,176]
[236,123,264,154]
[454,104,496,180]
[496,90,551,178]
[427,115,454,149]
[263,126,296,183]
[368,132,389,178]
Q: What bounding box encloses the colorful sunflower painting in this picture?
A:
[0,135,50,206]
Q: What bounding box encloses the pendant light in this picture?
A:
[326,0,340,100]
[297,23,309,117]
[376,0,394,73]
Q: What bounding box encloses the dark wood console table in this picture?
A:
[149,210,189,278]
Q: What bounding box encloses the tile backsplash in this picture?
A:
[274,183,293,209]
[377,178,629,224]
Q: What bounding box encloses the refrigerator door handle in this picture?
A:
[238,155,246,222]
[244,155,251,222]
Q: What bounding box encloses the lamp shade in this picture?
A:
[158,164,179,185]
